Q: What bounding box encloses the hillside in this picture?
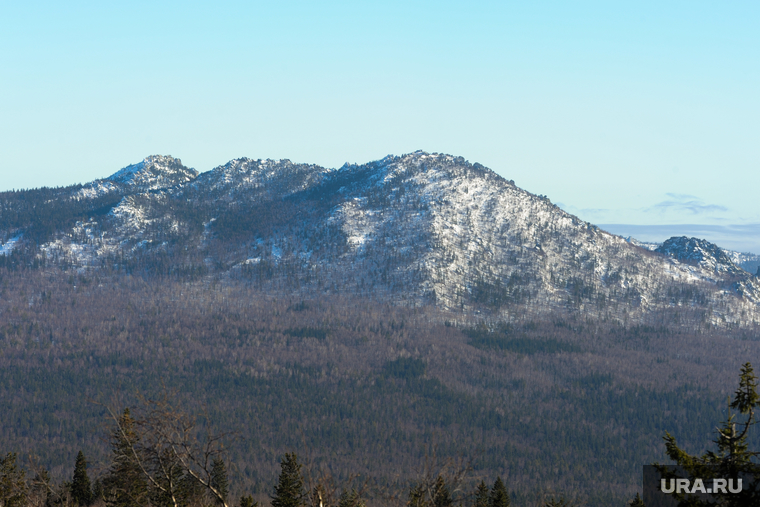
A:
[1,152,759,328]
[2,270,760,506]
[2,153,760,506]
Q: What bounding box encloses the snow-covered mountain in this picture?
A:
[73,155,198,200]
[2,151,759,327]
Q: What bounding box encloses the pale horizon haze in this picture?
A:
[1,1,758,252]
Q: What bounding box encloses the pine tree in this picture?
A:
[271,453,304,507]
[489,477,509,507]
[105,408,148,507]
[178,473,205,506]
[92,479,103,503]
[30,468,53,507]
[239,494,259,507]
[148,449,185,507]
[71,450,93,506]
[658,362,760,506]
[432,476,452,507]
[0,453,28,507]
[628,493,644,507]
[473,481,489,507]
[338,488,365,507]
[664,362,760,471]
[210,457,229,506]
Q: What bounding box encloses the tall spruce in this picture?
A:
[271,453,304,507]
[106,408,148,507]
[178,473,205,506]
[432,476,452,507]
[71,450,93,506]
[148,449,185,507]
[657,362,760,506]
[0,453,27,507]
[210,457,229,506]
[473,481,490,507]
[489,477,509,507]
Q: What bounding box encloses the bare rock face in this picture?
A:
[656,236,744,275]
[3,151,760,328]
[106,155,199,191]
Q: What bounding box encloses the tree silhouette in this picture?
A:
[71,450,93,506]
[658,362,760,506]
[489,477,509,507]
[473,481,489,507]
[210,458,229,506]
[271,453,305,507]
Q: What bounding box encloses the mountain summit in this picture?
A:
[106,155,198,190]
[1,152,758,328]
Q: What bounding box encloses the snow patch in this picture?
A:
[0,235,22,256]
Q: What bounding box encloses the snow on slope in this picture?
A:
[107,155,198,191]
[7,151,760,328]
[321,152,760,324]
[0,235,22,256]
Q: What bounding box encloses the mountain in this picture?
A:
[1,151,759,327]
[4,152,760,506]
[625,236,760,276]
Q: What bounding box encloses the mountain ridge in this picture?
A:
[1,152,759,328]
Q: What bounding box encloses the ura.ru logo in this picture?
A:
[661,478,742,494]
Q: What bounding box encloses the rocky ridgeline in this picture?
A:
[1,152,759,328]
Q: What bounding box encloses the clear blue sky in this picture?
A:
[1,1,758,250]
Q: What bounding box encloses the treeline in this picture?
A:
[0,387,529,507]
[0,412,573,507]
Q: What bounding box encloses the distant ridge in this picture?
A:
[1,152,759,328]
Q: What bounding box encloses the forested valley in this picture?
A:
[2,266,760,507]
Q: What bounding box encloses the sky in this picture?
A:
[1,1,758,252]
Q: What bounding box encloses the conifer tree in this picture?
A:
[0,453,27,507]
[271,453,305,507]
[663,362,760,471]
[489,477,509,507]
[148,449,185,507]
[432,476,452,507]
[30,467,53,507]
[473,481,489,507]
[92,479,103,503]
[658,362,760,506]
[210,457,229,506]
[71,450,93,506]
[337,488,365,507]
[239,494,258,507]
[178,473,205,506]
[628,493,644,507]
[106,408,148,507]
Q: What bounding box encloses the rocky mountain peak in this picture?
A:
[655,236,744,274]
[107,155,198,191]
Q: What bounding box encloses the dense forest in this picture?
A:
[2,265,760,506]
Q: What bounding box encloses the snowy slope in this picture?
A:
[107,155,198,191]
[3,151,760,328]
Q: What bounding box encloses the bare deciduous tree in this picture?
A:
[100,391,237,507]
